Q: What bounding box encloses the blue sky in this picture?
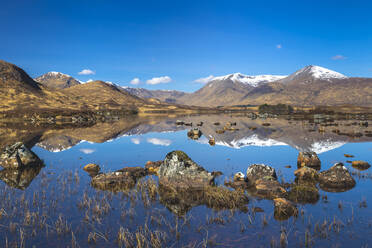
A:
[1,0,372,92]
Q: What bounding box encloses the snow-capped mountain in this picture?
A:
[211,73,287,87]
[35,71,81,89]
[279,65,348,84]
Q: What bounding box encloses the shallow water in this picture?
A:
[0,114,371,247]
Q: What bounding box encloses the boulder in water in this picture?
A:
[0,142,42,169]
[318,163,356,192]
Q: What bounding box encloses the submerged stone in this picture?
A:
[83,163,100,176]
[294,166,319,182]
[274,198,298,221]
[288,183,319,204]
[351,160,370,171]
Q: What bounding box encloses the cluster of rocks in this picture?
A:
[82,149,361,220]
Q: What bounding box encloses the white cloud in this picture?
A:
[130,78,141,85]
[147,138,172,146]
[79,148,95,154]
[194,75,215,84]
[276,44,282,49]
[78,69,95,75]
[331,55,346,60]
[131,138,141,145]
[146,76,172,85]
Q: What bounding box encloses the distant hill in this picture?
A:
[123,87,188,103]
[34,72,81,89]
[0,60,204,115]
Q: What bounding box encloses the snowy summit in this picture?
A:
[211,73,287,87]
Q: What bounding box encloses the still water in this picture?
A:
[0,114,371,247]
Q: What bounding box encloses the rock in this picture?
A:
[208,137,215,146]
[215,129,225,134]
[297,152,321,169]
[187,128,202,140]
[351,160,370,171]
[233,172,245,181]
[145,160,162,174]
[175,120,184,125]
[91,166,147,192]
[158,151,215,189]
[262,123,271,126]
[344,154,354,158]
[284,165,292,168]
[318,163,356,192]
[294,166,318,182]
[83,163,100,176]
[0,142,42,169]
[254,179,287,199]
[273,198,298,221]
[246,164,277,184]
[213,122,220,126]
[196,122,203,126]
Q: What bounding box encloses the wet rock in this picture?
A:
[288,183,319,204]
[145,160,162,174]
[215,129,225,134]
[158,151,215,190]
[187,128,202,140]
[297,152,321,170]
[344,154,354,158]
[233,172,245,181]
[91,166,147,192]
[273,198,298,221]
[0,142,42,169]
[175,120,184,125]
[0,163,44,190]
[83,163,100,176]
[254,179,287,199]
[294,166,319,182]
[196,122,203,126]
[208,137,215,146]
[246,164,277,184]
[351,160,370,171]
[318,163,356,192]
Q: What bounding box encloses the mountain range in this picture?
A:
[0,60,205,115]
[33,64,372,107]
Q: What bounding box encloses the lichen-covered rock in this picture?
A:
[294,166,319,182]
[0,142,41,169]
[246,164,277,184]
[233,172,245,181]
[83,163,100,176]
[254,179,287,199]
[91,167,147,192]
[274,198,298,221]
[351,160,370,171]
[158,151,215,189]
[318,163,356,192]
[297,152,321,169]
[145,160,162,174]
[187,128,202,140]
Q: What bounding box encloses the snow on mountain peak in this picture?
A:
[295,65,347,80]
[46,71,71,78]
[211,73,286,87]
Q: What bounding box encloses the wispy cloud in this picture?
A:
[78,69,95,75]
[147,138,172,146]
[194,75,215,84]
[146,76,172,85]
[79,148,95,154]
[276,44,282,49]
[130,78,141,85]
[131,138,141,145]
[331,55,346,60]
